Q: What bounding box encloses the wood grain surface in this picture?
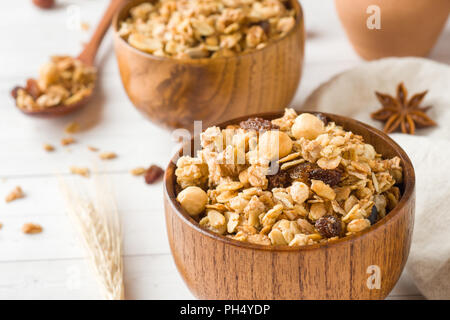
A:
[113,0,305,131]
[164,111,416,300]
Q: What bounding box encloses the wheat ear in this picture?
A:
[60,175,125,300]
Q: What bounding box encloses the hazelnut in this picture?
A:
[32,0,55,9]
[258,130,293,160]
[291,113,325,140]
[176,186,207,216]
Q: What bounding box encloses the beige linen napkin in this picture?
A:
[302,57,450,299]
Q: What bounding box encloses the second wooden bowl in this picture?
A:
[164,111,415,300]
[113,0,305,131]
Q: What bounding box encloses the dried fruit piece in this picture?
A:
[5,186,25,203]
[32,0,54,9]
[145,165,164,184]
[267,170,291,189]
[11,86,22,99]
[314,112,328,125]
[288,162,316,183]
[309,168,342,187]
[22,223,43,234]
[315,215,342,238]
[239,117,279,132]
[368,205,378,225]
[26,79,41,100]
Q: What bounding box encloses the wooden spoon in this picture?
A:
[14,0,127,117]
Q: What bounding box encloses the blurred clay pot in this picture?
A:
[335,0,450,60]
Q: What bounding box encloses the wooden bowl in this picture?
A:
[112,0,305,131]
[163,111,415,300]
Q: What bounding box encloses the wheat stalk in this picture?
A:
[60,175,125,300]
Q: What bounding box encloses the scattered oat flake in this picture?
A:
[65,122,80,134]
[130,167,146,176]
[22,223,43,234]
[43,143,55,152]
[5,186,25,203]
[70,166,90,178]
[87,146,99,152]
[145,165,164,184]
[0,222,3,230]
[99,152,117,160]
[81,22,90,31]
[61,137,76,146]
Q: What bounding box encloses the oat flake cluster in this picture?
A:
[175,109,403,246]
[118,0,296,59]
[12,56,96,111]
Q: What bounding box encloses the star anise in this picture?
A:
[371,82,437,135]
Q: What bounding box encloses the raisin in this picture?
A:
[314,112,328,125]
[309,168,342,186]
[368,206,378,225]
[267,170,291,189]
[145,165,164,184]
[11,86,23,99]
[240,117,279,132]
[315,215,342,238]
[256,20,271,35]
[25,79,41,100]
[32,0,55,9]
[288,162,317,183]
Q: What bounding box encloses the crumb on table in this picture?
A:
[22,223,43,234]
[5,186,25,203]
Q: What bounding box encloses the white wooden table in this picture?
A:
[1,0,448,300]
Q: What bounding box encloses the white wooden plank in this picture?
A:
[0,254,194,300]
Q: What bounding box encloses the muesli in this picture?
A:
[118,0,297,59]
[175,109,403,246]
[12,56,96,111]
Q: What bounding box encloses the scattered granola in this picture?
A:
[61,137,76,146]
[371,82,437,135]
[43,144,55,152]
[145,165,165,184]
[0,222,3,230]
[5,186,25,203]
[70,166,90,178]
[11,56,96,111]
[22,223,43,234]
[87,146,99,152]
[65,122,80,134]
[175,109,403,246]
[130,167,147,176]
[99,152,118,160]
[118,0,297,59]
[81,22,90,31]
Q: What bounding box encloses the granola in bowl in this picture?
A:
[118,0,297,59]
[174,109,403,246]
[11,56,96,111]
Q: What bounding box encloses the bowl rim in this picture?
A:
[112,0,304,64]
[164,111,416,252]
